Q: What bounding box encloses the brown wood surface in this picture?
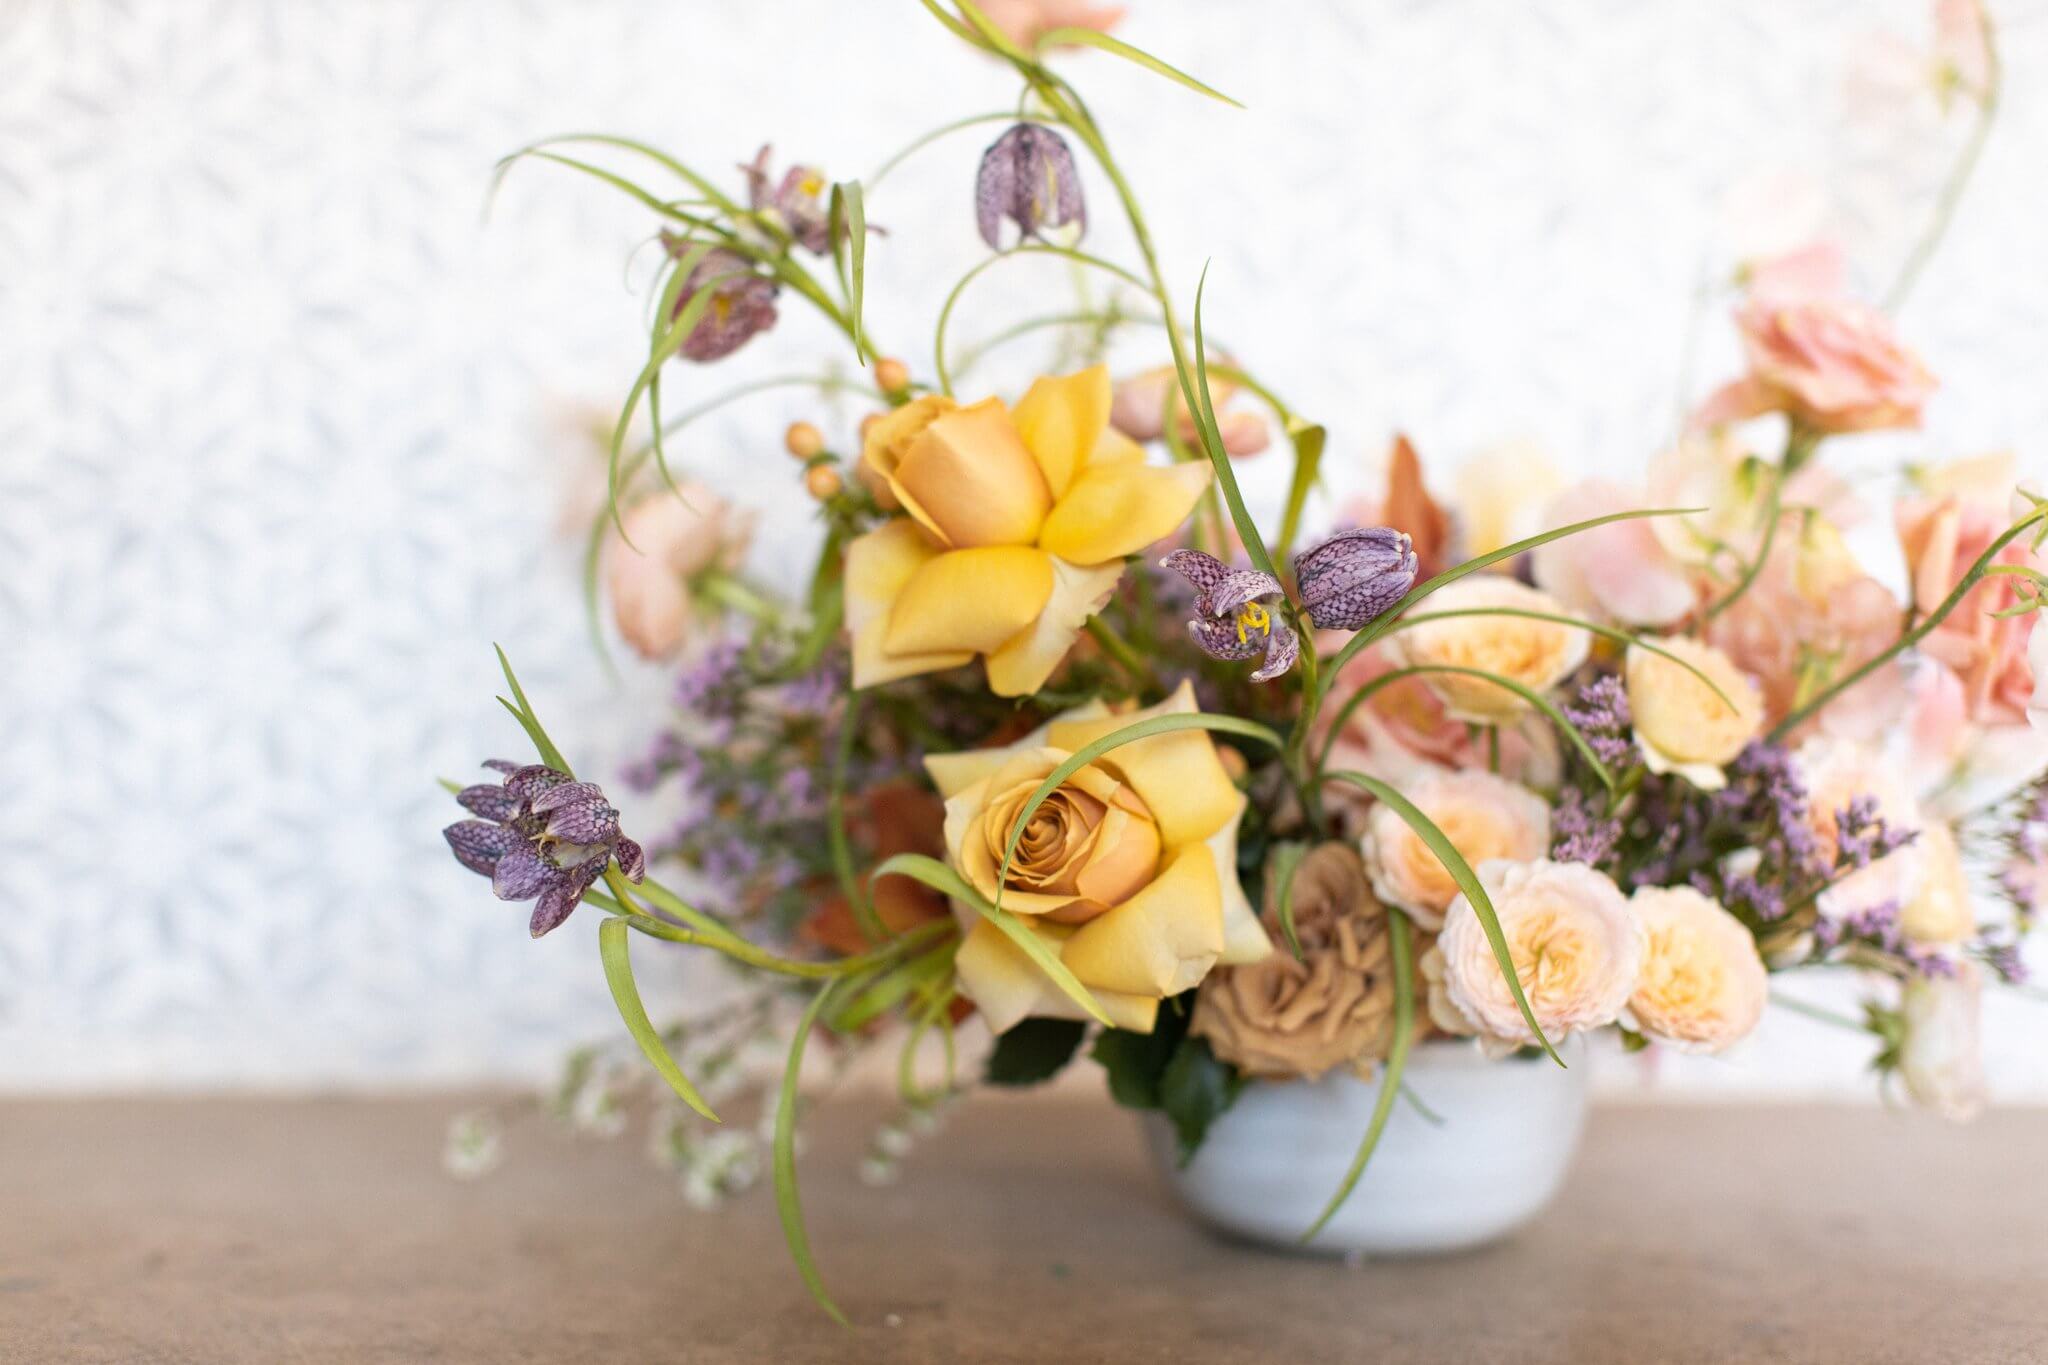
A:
[1,1093,2043,1363]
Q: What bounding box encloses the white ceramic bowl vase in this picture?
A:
[1145,1039,1588,1255]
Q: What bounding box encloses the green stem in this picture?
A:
[587,888,951,980]
[1769,503,2048,740]
[1883,19,2001,314]
[827,693,888,944]
[1086,615,1155,692]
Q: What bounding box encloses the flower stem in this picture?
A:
[1086,614,1155,693]
[1699,424,1815,625]
[1883,19,2002,314]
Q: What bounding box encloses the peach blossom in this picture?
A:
[1109,366,1270,458]
[606,486,747,659]
[978,0,1123,49]
[1896,482,2040,727]
[1719,295,1936,434]
[1531,479,1698,627]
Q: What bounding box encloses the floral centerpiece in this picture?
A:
[439,0,2045,1314]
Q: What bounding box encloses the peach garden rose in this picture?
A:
[929,682,1271,1034]
[1716,294,1937,434]
[1360,770,1551,930]
[1627,886,1768,1054]
[1435,859,1643,1052]
[1624,638,1764,791]
[1382,576,1590,725]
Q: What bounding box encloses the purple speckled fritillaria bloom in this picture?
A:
[1293,527,1418,631]
[443,761,645,938]
[741,144,833,255]
[661,238,780,363]
[976,123,1085,250]
[1160,549,1299,682]
[1162,527,1415,683]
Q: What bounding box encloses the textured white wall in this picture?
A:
[3,0,2045,1092]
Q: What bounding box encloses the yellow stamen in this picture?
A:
[1234,601,1271,646]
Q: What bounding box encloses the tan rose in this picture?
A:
[1361,770,1550,930]
[1627,886,1767,1054]
[935,683,1270,1034]
[1384,577,1590,724]
[1625,638,1764,790]
[1190,844,1396,1081]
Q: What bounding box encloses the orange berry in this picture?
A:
[804,464,843,500]
[784,421,824,459]
[874,356,910,394]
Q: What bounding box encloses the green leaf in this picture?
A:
[985,1018,1089,1087]
[597,918,719,1123]
[1171,264,1278,579]
[1159,1036,1246,1166]
[1089,1003,1190,1110]
[499,133,745,215]
[828,940,959,1034]
[1275,420,1325,563]
[1325,770,1562,1066]
[996,711,1285,899]
[493,645,570,773]
[1317,662,1617,792]
[1034,27,1244,108]
[1268,841,1310,962]
[1302,910,1416,1241]
[871,853,1114,1027]
[1319,506,1704,687]
[841,181,868,364]
[774,979,849,1326]
[825,694,887,945]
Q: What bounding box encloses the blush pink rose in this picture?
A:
[1715,295,1937,434]
[1897,490,2040,726]
[1531,479,1700,627]
[606,486,749,660]
[978,0,1124,50]
[1110,366,1270,458]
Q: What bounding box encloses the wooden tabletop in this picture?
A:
[2,1092,2043,1363]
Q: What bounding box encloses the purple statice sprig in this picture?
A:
[1160,527,1416,683]
[445,761,645,938]
[1563,673,1633,769]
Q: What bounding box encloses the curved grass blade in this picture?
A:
[608,242,720,542]
[1035,27,1243,108]
[1379,606,1738,713]
[840,181,868,364]
[917,0,987,48]
[1275,420,1324,564]
[1319,507,1705,688]
[827,693,887,944]
[830,939,960,1033]
[871,853,1114,1028]
[898,984,960,1106]
[1269,842,1309,962]
[1301,910,1414,1241]
[597,917,720,1123]
[774,978,849,1326]
[1314,662,1616,791]
[994,712,1286,895]
[1325,770,1560,1065]
[933,245,1150,395]
[494,644,570,773]
[506,133,744,215]
[1175,265,1277,578]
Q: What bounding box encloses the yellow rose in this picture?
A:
[1385,577,1590,723]
[1360,769,1550,930]
[1437,859,1641,1051]
[1624,638,1763,790]
[931,682,1272,1034]
[1627,885,1767,1054]
[846,367,1211,697]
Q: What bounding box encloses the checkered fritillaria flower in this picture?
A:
[1162,527,1416,682]
[660,238,780,363]
[741,144,833,255]
[443,762,646,938]
[975,123,1086,250]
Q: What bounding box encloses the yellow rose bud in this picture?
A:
[1624,638,1763,790]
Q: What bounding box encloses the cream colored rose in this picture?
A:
[1360,770,1550,930]
[1625,639,1764,790]
[1795,738,1927,920]
[1900,960,1986,1123]
[1436,859,1642,1050]
[1901,821,1973,944]
[1385,577,1590,724]
[932,682,1270,1035]
[1626,886,1767,1054]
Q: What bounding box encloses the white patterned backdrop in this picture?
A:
[3,0,2045,1093]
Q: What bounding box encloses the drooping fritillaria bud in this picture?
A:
[444,761,645,937]
[741,144,834,255]
[1293,527,1418,631]
[975,123,1086,251]
[663,240,780,363]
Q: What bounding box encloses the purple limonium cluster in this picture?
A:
[1162,527,1416,683]
[660,237,780,363]
[1551,785,1623,868]
[741,144,832,255]
[1563,674,1633,769]
[444,762,645,938]
[1812,899,1957,979]
[976,123,1085,249]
